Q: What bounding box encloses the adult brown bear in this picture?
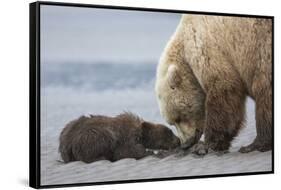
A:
[155,14,272,155]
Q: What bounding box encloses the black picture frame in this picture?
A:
[29,1,274,189]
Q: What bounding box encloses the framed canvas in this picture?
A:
[29,1,274,189]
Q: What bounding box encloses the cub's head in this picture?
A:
[141,121,180,150]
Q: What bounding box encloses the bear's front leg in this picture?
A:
[192,84,246,156]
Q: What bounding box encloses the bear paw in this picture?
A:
[239,139,272,153]
[191,141,208,156]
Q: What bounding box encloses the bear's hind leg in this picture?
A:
[239,90,272,153]
[193,84,246,155]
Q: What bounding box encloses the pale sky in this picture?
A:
[40,5,181,64]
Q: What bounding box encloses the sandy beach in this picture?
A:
[40,76,272,185]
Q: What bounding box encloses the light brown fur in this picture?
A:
[155,14,272,154]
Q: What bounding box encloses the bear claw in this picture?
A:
[239,141,271,153]
[191,141,208,156]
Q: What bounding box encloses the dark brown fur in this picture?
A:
[59,113,180,163]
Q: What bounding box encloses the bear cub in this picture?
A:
[59,112,180,163]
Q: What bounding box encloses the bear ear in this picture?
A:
[167,65,181,89]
